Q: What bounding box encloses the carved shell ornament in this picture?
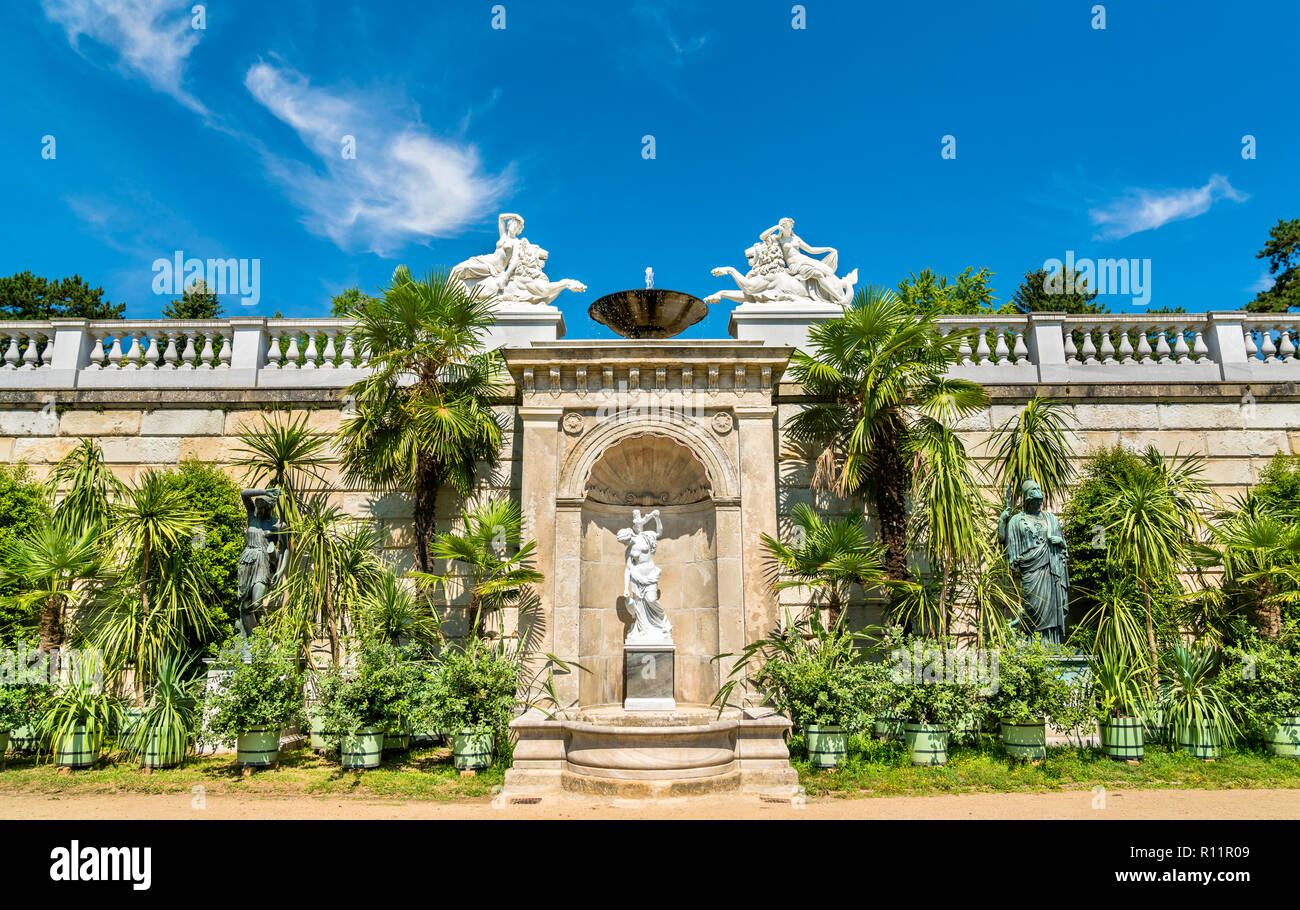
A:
[562,412,585,436]
[584,434,713,506]
[710,411,734,435]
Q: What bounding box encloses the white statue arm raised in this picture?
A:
[498,213,521,237]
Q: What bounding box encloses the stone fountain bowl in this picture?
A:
[588,289,708,339]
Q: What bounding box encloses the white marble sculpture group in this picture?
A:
[451,213,857,308]
[449,212,587,306]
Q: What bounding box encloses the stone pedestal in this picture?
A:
[484,302,566,348]
[624,645,675,711]
[727,300,846,351]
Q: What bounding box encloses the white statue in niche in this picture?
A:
[618,508,672,646]
[706,217,857,306]
[449,212,586,305]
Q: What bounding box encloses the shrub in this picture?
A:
[202,631,304,746]
[0,464,51,633]
[1220,638,1300,742]
[314,643,425,735]
[987,636,1091,731]
[1253,454,1300,521]
[418,640,518,740]
[886,637,986,728]
[155,461,245,647]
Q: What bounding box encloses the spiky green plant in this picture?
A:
[989,395,1076,509]
[94,470,211,701]
[761,503,888,627]
[417,499,543,641]
[45,439,127,537]
[123,653,201,768]
[1158,644,1240,751]
[232,411,332,519]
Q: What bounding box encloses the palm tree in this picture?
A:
[95,470,211,701]
[761,503,888,627]
[356,570,439,651]
[906,416,989,634]
[272,494,385,666]
[46,439,127,536]
[1103,468,1200,689]
[232,411,332,518]
[0,525,101,652]
[337,269,505,573]
[1213,506,1300,639]
[784,286,989,582]
[416,499,543,641]
[989,395,1076,509]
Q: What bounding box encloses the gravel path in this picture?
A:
[4,787,1298,820]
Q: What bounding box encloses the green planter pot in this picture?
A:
[55,726,100,769]
[872,716,904,742]
[341,727,384,770]
[804,724,848,768]
[1100,716,1145,761]
[9,724,41,754]
[121,707,145,739]
[1265,716,1300,758]
[452,729,494,771]
[1001,719,1047,762]
[140,729,186,770]
[235,726,280,767]
[383,731,411,753]
[308,710,338,753]
[1176,720,1221,761]
[904,723,949,766]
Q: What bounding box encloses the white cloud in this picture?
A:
[1248,269,1275,294]
[1089,175,1247,241]
[42,0,205,114]
[244,62,510,255]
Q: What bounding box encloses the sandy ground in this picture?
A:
[3,787,1298,820]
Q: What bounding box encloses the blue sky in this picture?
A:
[2,1,1297,339]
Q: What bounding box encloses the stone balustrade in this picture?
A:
[0,311,1295,391]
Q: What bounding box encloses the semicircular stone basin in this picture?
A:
[564,706,739,782]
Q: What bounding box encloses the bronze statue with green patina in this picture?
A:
[237,488,287,640]
[998,479,1070,643]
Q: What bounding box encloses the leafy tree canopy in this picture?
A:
[0,271,124,320]
[896,267,998,315]
[330,286,371,317]
[1248,218,1300,313]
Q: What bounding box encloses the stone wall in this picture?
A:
[0,389,523,578]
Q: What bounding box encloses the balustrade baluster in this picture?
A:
[106,335,123,370]
[19,333,38,370]
[180,333,197,370]
[200,331,216,369]
[1099,329,1116,364]
[1278,326,1296,362]
[218,330,232,369]
[1260,329,1277,363]
[1081,329,1098,364]
[2,335,19,370]
[1191,330,1209,363]
[162,332,179,369]
[302,333,319,370]
[1063,328,1078,363]
[340,332,356,369]
[283,333,301,370]
[1172,325,1190,364]
[266,331,282,370]
[1154,329,1172,363]
[322,330,337,368]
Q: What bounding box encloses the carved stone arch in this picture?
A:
[558,411,739,501]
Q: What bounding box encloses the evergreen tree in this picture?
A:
[163,280,224,319]
[1248,218,1300,313]
[0,271,124,320]
[1010,268,1107,314]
